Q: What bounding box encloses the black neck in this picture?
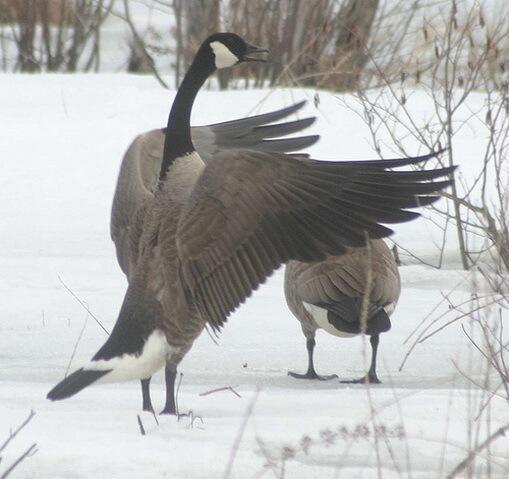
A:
[159,49,215,180]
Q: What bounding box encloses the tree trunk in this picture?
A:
[184,0,226,88]
[333,0,380,91]
[17,0,38,72]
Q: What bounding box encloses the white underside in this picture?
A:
[84,329,173,382]
[303,302,357,338]
[385,301,396,316]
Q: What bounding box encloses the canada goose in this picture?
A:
[111,101,319,281]
[111,103,318,412]
[47,32,455,415]
[285,239,399,383]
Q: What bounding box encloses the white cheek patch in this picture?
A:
[303,302,357,338]
[210,41,239,69]
[84,329,174,382]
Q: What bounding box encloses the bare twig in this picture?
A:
[254,435,280,479]
[0,444,37,479]
[0,410,35,455]
[359,232,373,335]
[137,414,146,436]
[180,411,204,429]
[447,422,509,478]
[0,410,37,479]
[223,388,260,479]
[199,386,242,398]
[175,372,184,418]
[58,275,109,335]
[122,0,168,89]
[65,312,89,377]
[151,408,159,426]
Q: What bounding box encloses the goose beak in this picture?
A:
[243,43,269,63]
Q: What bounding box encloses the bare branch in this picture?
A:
[58,275,109,335]
[222,388,260,479]
[122,0,169,89]
[0,410,37,479]
[199,386,242,398]
[447,422,509,478]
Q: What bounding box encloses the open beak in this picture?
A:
[243,42,269,63]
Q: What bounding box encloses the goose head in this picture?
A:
[205,32,268,70]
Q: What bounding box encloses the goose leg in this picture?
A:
[141,378,154,412]
[288,337,338,380]
[341,334,382,384]
[160,363,177,415]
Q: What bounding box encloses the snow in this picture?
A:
[1,74,508,478]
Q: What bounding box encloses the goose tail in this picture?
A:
[47,327,171,402]
[47,368,110,401]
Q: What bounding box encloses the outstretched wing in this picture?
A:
[110,101,318,277]
[176,149,454,330]
[196,101,318,161]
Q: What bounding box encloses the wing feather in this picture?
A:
[177,149,454,330]
[111,102,316,277]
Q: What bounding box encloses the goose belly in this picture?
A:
[303,302,357,338]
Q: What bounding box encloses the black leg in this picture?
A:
[141,378,153,412]
[340,334,382,384]
[288,337,338,380]
[160,364,177,415]
[367,334,381,383]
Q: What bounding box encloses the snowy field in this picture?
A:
[1,74,508,478]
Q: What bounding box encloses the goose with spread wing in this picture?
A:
[110,99,317,412]
[111,101,318,279]
[47,32,455,414]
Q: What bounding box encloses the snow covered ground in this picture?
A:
[1,74,508,478]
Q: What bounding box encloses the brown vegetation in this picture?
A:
[0,0,74,25]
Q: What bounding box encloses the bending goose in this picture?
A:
[286,239,399,383]
[112,102,318,411]
[47,32,455,415]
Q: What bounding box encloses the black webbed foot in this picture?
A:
[288,370,338,381]
[340,372,381,384]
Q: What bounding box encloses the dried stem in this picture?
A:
[447,422,509,478]
[223,388,260,479]
[58,275,109,335]
[199,386,242,398]
[0,410,37,479]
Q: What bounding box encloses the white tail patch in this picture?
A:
[385,301,396,317]
[84,329,173,382]
[303,302,357,338]
[210,41,239,69]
